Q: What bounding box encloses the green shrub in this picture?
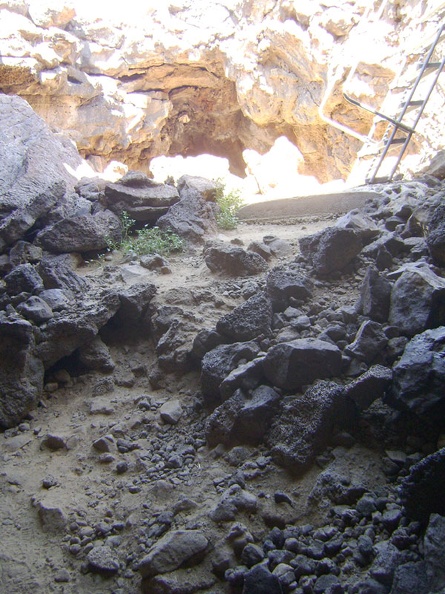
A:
[214,180,244,230]
[125,226,184,256]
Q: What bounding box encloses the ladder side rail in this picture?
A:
[396,24,445,123]
[367,124,403,182]
[408,54,445,130]
[387,131,414,180]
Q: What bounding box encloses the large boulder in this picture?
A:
[263,338,343,391]
[204,243,268,276]
[37,209,122,253]
[389,264,445,337]
[265,380,356,471]
[299,226,362,275]
[391,327,445,425]
[0,95,86,252]
[426,199,445,267]
[157,176,219,242]
[0,314,44,428]
[345,320,388,364]
[216,292,273,342]
[104,171,180,222]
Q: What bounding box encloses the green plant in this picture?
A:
[214,179,244,230]
[105,210,135,252]
[124,226,184,256]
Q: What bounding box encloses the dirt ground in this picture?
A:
[0,201,389,594]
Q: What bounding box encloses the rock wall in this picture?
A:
[0,0,444,181]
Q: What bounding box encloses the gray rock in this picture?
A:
[37,209,122,253]
[38,255,88,294]
[201,341,261,406]
[159,399,183,424]
[392,327,445,423]
[115,282,157,325]
[266,265,313,311]
[299,226,362,275]
[16,295,54,323]
[426,200,445,267]
[78,336,115,371]
[216,292,273,341]
[369,542,401,587]
[4,263,44,295]
[345,365,393,411]
[335,210,381,244]
[142,569,216,594]
[390,562,429,594]
[309,469,367,505]
[263,338,343,391]
[266,381,356,471]
[424,513,445,591]
[0,315,44,428]
[206,385,281,447]
[104,170,179,222]
[39,288,73,311]
[9,241,43,266]
[219,356,265,400]
[34,498,67,533]
[389,264,445,337]
[400,447,445,524]
[345,320,388,364]
[242,564,283,594]
[0,96,80,251]
[191,328,226,360]
[157,176,218,242]
[87,545,119,576]
[357,266,391,323]
[138,530,209,579]
[204,242,268,276]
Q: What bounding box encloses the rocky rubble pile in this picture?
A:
[2,94,445,593]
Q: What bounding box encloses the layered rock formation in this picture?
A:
[1,0,444,182]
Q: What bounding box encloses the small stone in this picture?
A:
[159,399,183,425]
[42,475,58,489]
[274,491,293,505]
[87,545,120,576]
[116,461,128,474]
[54,569,71,583]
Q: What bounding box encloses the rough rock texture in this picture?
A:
[263,338,343,391]
[299,226,362,276]
[216,292,273,342]
[391,327,445,425]
[204,243,269,276]
[265,381,356,472]
[2,1,443,181]
[389,265,445,337]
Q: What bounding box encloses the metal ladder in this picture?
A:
[353,23,445,183]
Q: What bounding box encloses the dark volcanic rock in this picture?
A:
[265,381,356,471]
[263,338,342,391]
[201,342,261,407]
[242,564,283,594]
[357,266,391,323]
[37,209,122,253]
[205,385,281,447]
[299,226,362,275]
[0,95,84,252]
[344,364,393,411]
[345,320,388,364]
[38,255,88,294]
[391,327,445,424]
[266,265,313,311]
[0,315,45,428]
[87,546,119,576]
[426,198,445,267]
[216,292,273,341]
[204,243,268,276]
[104,170,180,222]
[4,263,44,295]
[389,264,445,337]
[400,447,445,524]
[157,175,219,242]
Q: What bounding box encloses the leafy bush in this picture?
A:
[214,180,244,230]
[105,212,184,256]
[125,226,184,256]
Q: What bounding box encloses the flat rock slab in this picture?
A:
[238,191,379,221]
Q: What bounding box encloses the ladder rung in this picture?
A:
[418,61,443,70]
[387,137,407,145]
[398,99,424,113]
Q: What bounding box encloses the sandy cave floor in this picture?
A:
[0,208,391,594]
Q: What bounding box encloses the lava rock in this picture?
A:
[216,291,273,342]
[266,264,313,311]
[263,338,342,391]
[87,545,120,576]
[299,226,362,275]
[204,242,269,276]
